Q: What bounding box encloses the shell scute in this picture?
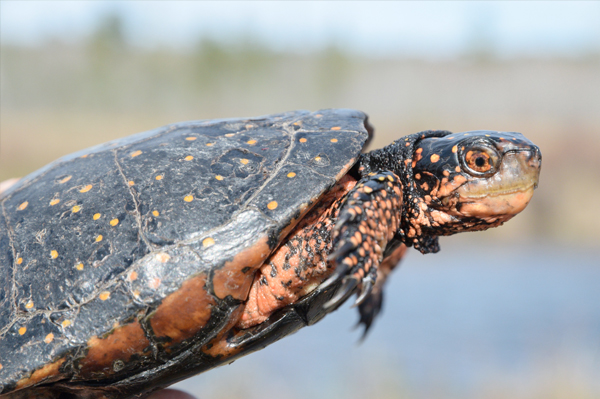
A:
[0,109,370,395]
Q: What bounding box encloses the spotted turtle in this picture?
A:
[0,109,541,398]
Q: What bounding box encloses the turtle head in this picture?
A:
[402,130,541,252]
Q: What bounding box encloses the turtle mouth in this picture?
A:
[453,149,541,218]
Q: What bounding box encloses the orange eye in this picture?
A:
[465,150,492,173]
[461,144,500,176]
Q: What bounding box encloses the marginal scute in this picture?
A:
[78,320,150,378]
[15,358,66,389]
[149,274,215,345]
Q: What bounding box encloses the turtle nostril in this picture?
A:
[527,147,542,169]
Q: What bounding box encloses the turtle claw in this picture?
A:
[323,277,359,310]
[327,241,355,263]
[319,263,349,290]
[352,275,375,308]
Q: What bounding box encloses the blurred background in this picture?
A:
[1,2,599,398]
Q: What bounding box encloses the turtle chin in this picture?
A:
[454,149,540,219]
[456,184,535,220]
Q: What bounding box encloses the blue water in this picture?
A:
[173,241,600,398]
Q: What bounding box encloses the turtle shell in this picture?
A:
[0,109,370,396]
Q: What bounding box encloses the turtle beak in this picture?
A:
[454,145,542,219]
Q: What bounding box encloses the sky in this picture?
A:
[1,1,599,58]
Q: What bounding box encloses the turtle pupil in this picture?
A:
[475,157,486,167]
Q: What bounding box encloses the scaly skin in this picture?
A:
[239,130,541,333]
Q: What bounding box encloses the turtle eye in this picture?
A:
[462,144,500,176]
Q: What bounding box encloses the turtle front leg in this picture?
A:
[322,171,403,310]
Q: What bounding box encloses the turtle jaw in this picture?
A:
[453,148,541,219]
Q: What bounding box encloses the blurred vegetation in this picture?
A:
[1,14,599,246]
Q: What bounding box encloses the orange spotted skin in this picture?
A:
[0,108,541,399]
[239,175,357,329]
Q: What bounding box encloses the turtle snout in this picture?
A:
[527,145,542,170]
[522,145,542,189]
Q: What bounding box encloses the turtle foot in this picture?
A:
[321,171,402,311]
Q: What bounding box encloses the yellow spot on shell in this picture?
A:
[452,145,458,153]
[18,327,26,335]
[152,210,159,217]
[155,175,163,181]
[17,257,23,265]
[133,290,140,297]
[149,277,161,290]
[95,235,103,242]
[184,195,193,202]
[185,137,197,141]
[363,186,373,194]
[184,155,194,161]
[110,218,119,226]
[61,320,71,328]
[430,154,440,163]
[156,253,170,263]
[93,213,101,220]
[202,237,215,247]
[128,180,135,186]
[17,201,28,211]
[130,150,143,157]
[240,159,249,165]
[128,271,138,281]
[50,250,58,259]
[299,138,307,143]
[267,201,278,210]
[76,263,84,271]
[225,133,235,137]
[330,138,338,142]
[206,143,214,146]
[287,172,296,178]
[44,333,54,343]
[314,156,322,162]
[215,175,224,181]
[25,301,34,309]
[80,154,88,158]
[58,175,72,184]
[79,184,92,193]
[331,126,341,130]
[49,199,60,206]
[247,140,257,145]
[99,291,110,301]
[72,205,81,213]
